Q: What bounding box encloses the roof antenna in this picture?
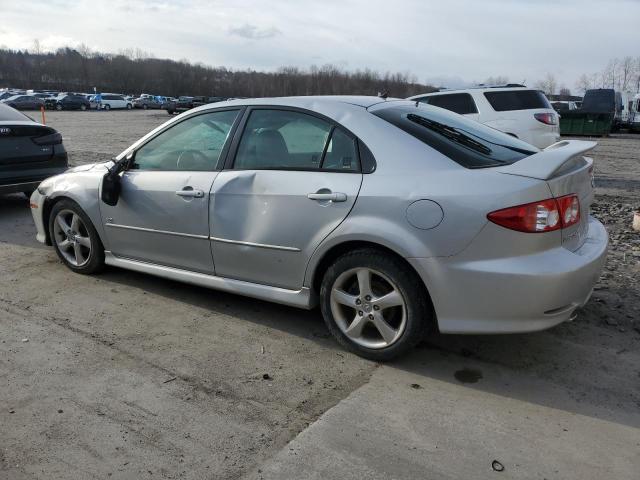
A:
[378,90,389,100]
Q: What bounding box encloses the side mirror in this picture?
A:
[101,170,121,206]
[100,153,131,206]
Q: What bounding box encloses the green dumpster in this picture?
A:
[559,111,614,136]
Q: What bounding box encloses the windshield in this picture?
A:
[372,104,538,168]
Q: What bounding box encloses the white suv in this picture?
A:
[408,86,560,149]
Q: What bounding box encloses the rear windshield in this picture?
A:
[484,90,551,111]
[372,105,538,168]
[0,103,31,121]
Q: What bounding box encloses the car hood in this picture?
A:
[67,161,113,173]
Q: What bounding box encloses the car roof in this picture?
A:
[407,86,536,99]
[0,103,36,122]
[192,95,391,112]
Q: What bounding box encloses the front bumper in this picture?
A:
[409,216,608,334]
[29,189,48,244]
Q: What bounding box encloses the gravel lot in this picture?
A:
[0,110,638,479]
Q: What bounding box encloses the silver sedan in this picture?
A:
[30,96,608,360]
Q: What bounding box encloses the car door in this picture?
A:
[101,108,241,273]
[210,107,363,290]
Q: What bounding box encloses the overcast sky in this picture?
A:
[0,0,638,90]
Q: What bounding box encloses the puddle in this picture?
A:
[454,368,483,383]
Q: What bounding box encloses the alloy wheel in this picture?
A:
[52,209,92,267]
[330,267,407,349]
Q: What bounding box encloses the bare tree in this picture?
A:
[483,76,509,86]
[0,46,436,98]
[535,73,558,95]
[617,56,635,91]
[559,86,571,97]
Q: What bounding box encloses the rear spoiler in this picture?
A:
[496,140,597,180]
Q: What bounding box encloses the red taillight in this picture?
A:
[556,194,580,228]
[534,112,557,125]
[488,194,580,233]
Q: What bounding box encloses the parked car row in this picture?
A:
[0,88,232,114]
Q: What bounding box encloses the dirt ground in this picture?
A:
[0,109,638,479]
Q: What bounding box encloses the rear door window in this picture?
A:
[234,109,331,170]
[484,90,551,111]
[421,93,478,115]
[372,105,538,168]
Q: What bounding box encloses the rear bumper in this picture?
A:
[0,180,42,195]
[524,129,561,149]
[409,216,608,334]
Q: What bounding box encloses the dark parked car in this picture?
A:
[45,94,90,111]
[0,103,68,196]
[133,97,163,109]
[164,95,224,114]
[2,95,45,110]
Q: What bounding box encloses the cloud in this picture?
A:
[0,0,638,90]
[228,23,281,40]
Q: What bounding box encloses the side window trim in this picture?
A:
[223,105,367,173]
[126,106,245,172]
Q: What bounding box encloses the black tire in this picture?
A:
[49,199,105,274]
[143,104,148,110]
[126,103,132,110]
[55,104,62,111]
[320,248,431,361]
[104,104,111,111]
[80,104,87,111]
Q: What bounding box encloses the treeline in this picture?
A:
[0,47,436,98]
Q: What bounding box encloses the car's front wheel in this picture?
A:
[55,104,62,111]
[49,200,104,274]
[320,249,431,361]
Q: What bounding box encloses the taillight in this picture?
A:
[534,112,557,125]
[32,132,62,145]
[488,194,580,233]
[556,194,580,228]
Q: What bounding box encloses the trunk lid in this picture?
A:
[496,140,597,251]
[0,121,58,166]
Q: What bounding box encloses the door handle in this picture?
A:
[176,188,204,198]
[307,192,347,202]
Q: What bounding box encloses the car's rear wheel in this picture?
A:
[143,104,148,110]
[320,249,431,361]
[80,104,87,111]
[49,200,104,274]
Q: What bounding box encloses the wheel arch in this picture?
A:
[43,194,106,248]
[308,239,435,315]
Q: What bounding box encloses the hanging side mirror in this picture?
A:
[101,152,131,206]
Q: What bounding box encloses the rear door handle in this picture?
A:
[307,192,347,202]
[176,188,204,198]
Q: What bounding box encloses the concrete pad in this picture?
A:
[251,356,640,480]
